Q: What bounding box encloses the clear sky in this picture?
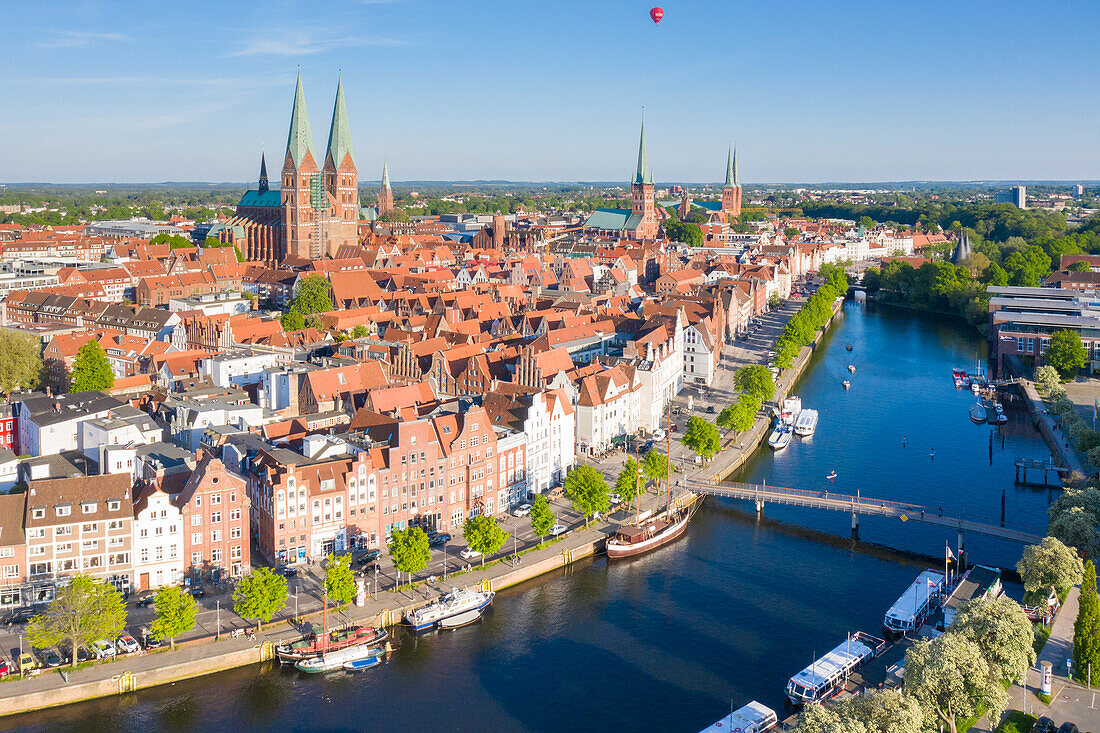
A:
[2,0,1098,184]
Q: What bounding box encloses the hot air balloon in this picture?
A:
[650,7,664,24]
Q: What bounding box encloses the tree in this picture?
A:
[1035,365,1061,393]
[289,274,334,316]
[949,595,1036,683]
[641,450,669,488]
[232,567,288,630]
[379,207,409,223]
[388,526,432,588]
[350,325,369,339]
[792,689,923,733]
[1017,537,1084,597]
[1046,329,1088,380]
[149,585,197,649]
[734,364,776,403]
[1068,260,1092,272]
[26,574,126,669]
[324,553,357,606]
[982,262,1008,286]
[682,416,721,459]
[280,310,305,332]
[784,227,799,239]
[463,514,509,568]
[69,340,114,393]
[563,464,610,526]
[615,457,642,504]
[529,495,556,547]
[1049,506,1099,558]
[0,330,42,393]
[904,633,1007,733]
[1073,561,1100,683]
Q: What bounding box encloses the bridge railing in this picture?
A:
[698,480,933,516]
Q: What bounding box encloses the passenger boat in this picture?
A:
[343,655,382,672]
[780,397,802,426]
[767,425,792,450]
[698,700,778,733]
[842,380,851,390]
[794,409,818,437]
[405,588,495,632]
[294,644,383,673]
[785,632,886,705]
[883,570,945,638]
[439,608,484,629]
[969,402,986,424]
[276,625,388,663]
[952,369,970,389]
[607,499,699,559]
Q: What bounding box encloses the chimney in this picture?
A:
[196,448,204,462]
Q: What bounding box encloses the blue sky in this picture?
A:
[2,0,1098,184]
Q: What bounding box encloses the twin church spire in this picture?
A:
[284,72,354,173]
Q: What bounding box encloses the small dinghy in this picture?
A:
[842,380,851,389]
[826,471,837,481]
[847,364,856,373]
[343,656,382,672]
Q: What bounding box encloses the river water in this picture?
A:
[1,302,1058,733]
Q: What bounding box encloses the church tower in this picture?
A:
[721,146,742,219]
[258,152,269,194]
[630,120,658,239]
[321,78,360,256]
[678,187,691,220]
[377,161,394,216]
[281,73,322,261]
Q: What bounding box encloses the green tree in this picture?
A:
[734,364,776,403]
[26,574,126,669]
[529,495,556,547]
[1073,561,1100,683]
[463,514,509,568]
[324,553,357,606]
[615,457,642,505]
[904,633,1007,733]
[720,397,758,433]
[792,689,923,733]
[641,450,670,489]
[1049,506,1099,557]
[982,262,1008,286]
[0,330,42,393]
[1046,329,1088,380]
[1068,260,1091,272]
[859,215,876,230]
[1035,365,1061,394]
[563,464,611,526]
[388,526,432,588]
[682,416,721,459]
[1017,537,1084,597]
[149,585,197,649]
[69,340,114,393]
[784,227,799,239]
[379,207,409,223]
[290,274,334,316]
[280,310,305,332]
[232,567,288,630]
[949,595,1036,683]
[350,325,369,339]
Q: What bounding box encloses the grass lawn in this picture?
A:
[996,710,1037,733]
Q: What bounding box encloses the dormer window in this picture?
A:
[56,505,70,517]
[32,508,45,519]
[108,500,120,511]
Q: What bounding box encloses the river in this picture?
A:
[1,302,1059,733]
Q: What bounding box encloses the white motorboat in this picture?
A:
[883,570,945,637]
[785,632,885,705]
[438,608,485,629]
[794,409,818,437]
[842,380,851,390]
[780,396,802,426]
[847,364,856,373]
[405,588,495,632]
[767,425,792,450]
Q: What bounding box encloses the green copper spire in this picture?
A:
[285,72,315,170]
[724,146,736,187]
[326,77,354,169]
[633,119,653,186]
[732,147,740,187]
[381,160,391,191]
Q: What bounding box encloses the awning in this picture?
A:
[611,434,629,445]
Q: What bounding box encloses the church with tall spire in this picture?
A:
[721,146,742,218]
[220,74,362,264]
[582,118,660,240]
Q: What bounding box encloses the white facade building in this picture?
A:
[132,487,184,591]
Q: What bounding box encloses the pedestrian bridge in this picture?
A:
[686,479,1042,545]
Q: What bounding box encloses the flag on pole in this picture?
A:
[946,545,955,561]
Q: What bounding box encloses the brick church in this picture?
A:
[221,75,362,264]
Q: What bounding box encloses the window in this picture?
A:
[108,501,120,511]
[191,552,202,565]
[32,508,44,519]
[81,502,96,514]
[211,530,222,543]
[230,526,241,539]
[30,546,45,556]
[191,515,201,526]
[210,494,221,505]
[82,540,97,551]
[82,523,98,532]
[231,546,242,559]
[211,548,222,563]
[191,532,202,545]
[230,508,240,521]
[211,511,222,524]
[56,505,71,517]
[140,548,149,563]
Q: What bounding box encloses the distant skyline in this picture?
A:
[2,1,1098,184]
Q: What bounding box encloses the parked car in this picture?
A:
[134,595,156,608]
[116,634,141,654]
[186,587,206,598]
[17,652,37,674]
[41,648,63,668]
[550,524,567,537]
[428,532,451,547]
[354,550,381,567]
[60,644,93,665]
[1056,723,1080,733]
[0,657,10,677]
[609,493,622,505]
[706,405,715,413]
[459,547,481,560]
[90,639,117,659]
[512,503,532,518]
[4,606,41,626]
[652,429,666,441]
[143,636,166,650]
[275,565,299,577]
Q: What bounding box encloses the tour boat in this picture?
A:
[405,588,495,632]
[842,380,851,390]
[438,608,485,629]
[794,409,818,437]
[847,364,855,373]
[767,425,792,450]
[698,700,778,733]
[276,625,388,664]
[294,644,383,673]
[883,570,945,638]
[780,396,802,425]
[785,632,885,705]
[606,500,699,559]
[969,402,986,424]
[343,655,382,672]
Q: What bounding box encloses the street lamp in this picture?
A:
[443,538,448,582]
[216,600,220,639]
[290,593,298,623]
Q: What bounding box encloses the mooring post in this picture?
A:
[851,511,859,539]
[755,499,764,517]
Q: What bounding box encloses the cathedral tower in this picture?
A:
[281,73,322,260]
[630,120,658,239]
[377,161,393,216]
[320,78,360,256]
[721,146,742,219]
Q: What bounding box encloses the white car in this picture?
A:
[115,634,141,654]
[513,503,532,518]
[460,547,482,560]
[609,493,622,506]
[549,524,567,537]
[652,429,666,441]
[90,639,116,659]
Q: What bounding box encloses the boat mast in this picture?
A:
[665,398,672,512]
[321,586,328,653]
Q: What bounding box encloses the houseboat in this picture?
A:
[940,566,1002,629]
[699,701,778,733]
[883,570,945,637]
[785,632,885,705]
[794,409,818,437]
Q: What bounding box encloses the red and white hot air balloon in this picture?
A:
[649,6,664,25]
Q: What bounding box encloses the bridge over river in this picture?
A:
[685,479,1042,546]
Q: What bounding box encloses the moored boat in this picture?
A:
[439,608,484,629]
[842,380,851,390]
[343,655,382,672]
[276,625,388,663]
[785,632,885,705]
[294,644,383,673]
[606,500,698,559]
[767,425,792,450]
[405,588,495,632]
[847,364,855,373]
[883,570,945,638]
[698,701,777,733]
[794,409,818,437]
[780,396,802,426]
[969,402,986,424]
[845,343,853,351]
